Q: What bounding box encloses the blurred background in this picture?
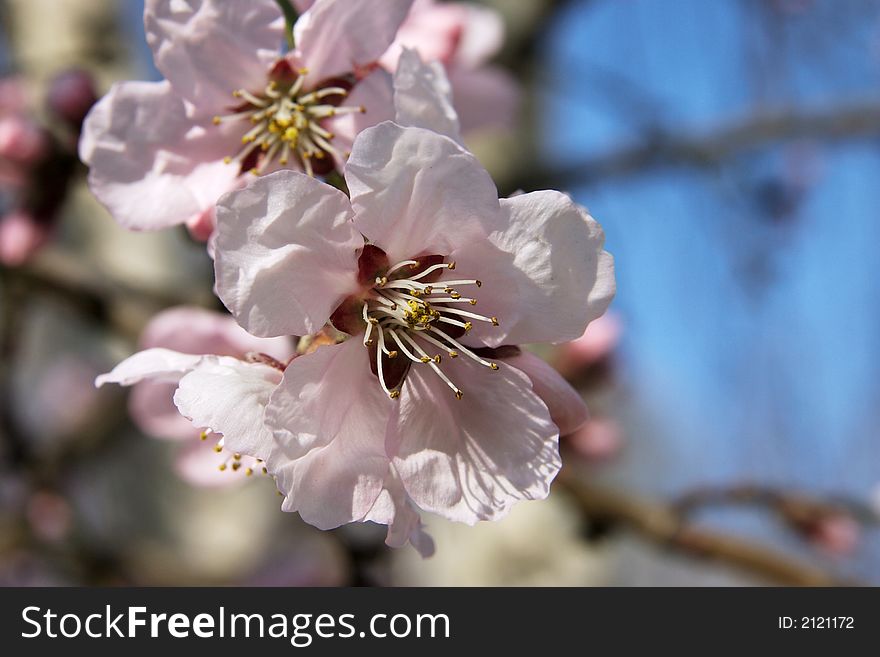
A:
[1,0,879,586]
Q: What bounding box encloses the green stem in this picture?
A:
[275,0,299,50]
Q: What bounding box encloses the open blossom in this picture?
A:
[296,0,519,135]
[79,0,413,238]
[97,306,294,487]
[202,121,614,553]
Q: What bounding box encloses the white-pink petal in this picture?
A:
[483,190,615,346]
[140,306,293,362]
[214,170,362,337]
[95,348,204,387]
[389,358,560,525]
[129,380,197,441]
[173,356,282,458]
[80,80,239,231]
[264,339,395,532]
[504,350,589,436]
[393,49,461,143]
[345,122,501,264]
[144,0,284,113]
[294,0,414,82]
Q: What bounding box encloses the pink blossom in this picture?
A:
[207,122,615,553]
[80,0,414,236]
[0,210,50,267]
[553,312,622,377]
[98,306,293,487]
[295,0,519,135]
[568,417,623,461]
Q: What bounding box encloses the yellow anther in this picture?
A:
[450,292,461,299]
[387,350,398,359]
[298,67,309,75]
[213,445,222,453]
[199,431,209,441]
[433,355,442,363]
[463,322,473,332]
[250,168,259,176]
[275,117,291,129]
[491,317,499,326]
[454,390,463,400]
[449,350,459,358]
[218,464,227,471]
[424,286,433,294]
[262,466,268,474]
[469,299,477,306]
[232,90,241,97]
[420,356,431,363]
[245,468,253,477]
[223,156,232,164]
[389,390,400,399]
[231,462,241,471]
[489,363,499,371]
[475,280,482,287]
[233,453,241,461]
[212,116,221,125]
[447,261,456,270]
[279,157,288,165]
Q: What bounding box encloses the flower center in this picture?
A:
[362,259,500,400]
[213,67,365,177]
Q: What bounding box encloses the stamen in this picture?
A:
[399,332,462,399]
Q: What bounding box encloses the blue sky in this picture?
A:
[542,0,880,576]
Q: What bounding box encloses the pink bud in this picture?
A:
[567,417,623,461]
[0,210,49,266]
[26,491,72,543]
[0,117,49,163]
[46,69,97,130]
[554,313,622,377]
[185,207,216,242]
[806,514,860,556]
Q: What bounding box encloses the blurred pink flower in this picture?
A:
[80,0,413,238]
[295,0,519,135]
[553,311,621,377]
[207,122,614,554]
[0,210,50,267]
[567,417,623,461]
[100,307,294,487]
[803,513,861,557]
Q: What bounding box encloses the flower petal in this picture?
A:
[390,358,560,524]
[264,339,394,530]
[345,122,501,264]
[454,3,505,67]
[173,356,282,458]
[129,381,196,441]
[448,66,520,135]
[327,68,395,168]
[473,190,615,346]
[80,80,239,230]
[364,471,435,556]
[294,0,414,82]
[140,306,293,362]
[214,170,362,337]
[503,350,589,435]
[95,348,203,387]
[144,0,284,113]
[394,48,461,143]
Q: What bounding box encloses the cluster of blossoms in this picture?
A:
[90,0,615,555]
[0,71,96,266]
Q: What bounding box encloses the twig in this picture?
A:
[508,100,880,191]
[557,471,856,586]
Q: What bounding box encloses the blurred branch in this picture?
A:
[558,471,857,586]
[511,100,880,190]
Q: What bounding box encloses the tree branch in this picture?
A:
[557,471,857,586]
[509,100,880,191]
